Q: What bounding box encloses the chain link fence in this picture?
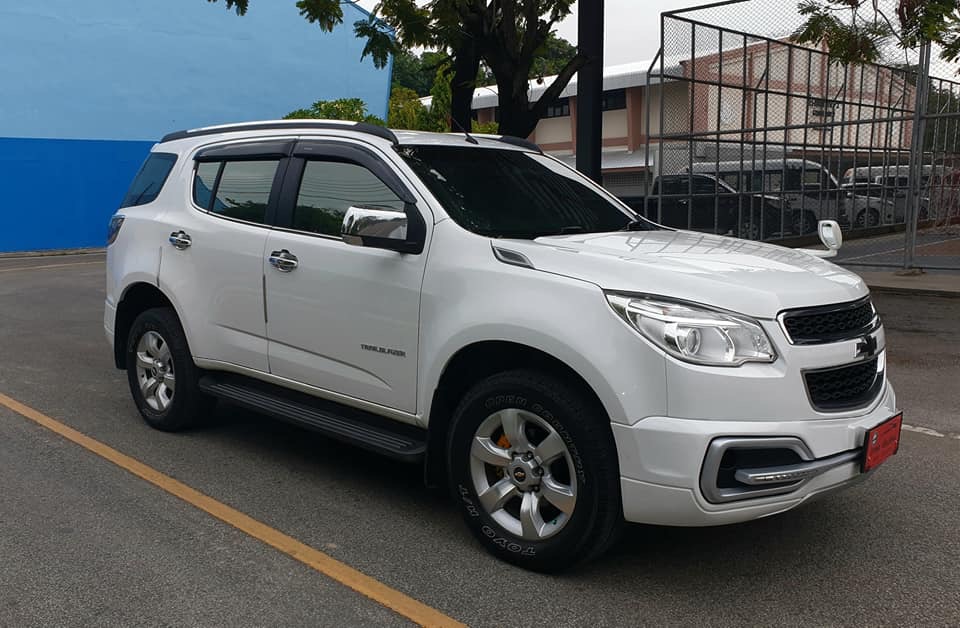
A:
[642,0,960,271]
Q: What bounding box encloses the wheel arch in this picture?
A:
[113,282,179,369]
[424,340,610,488]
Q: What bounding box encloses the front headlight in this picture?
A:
[605,294,777,366]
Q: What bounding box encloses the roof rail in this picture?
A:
[494,135,542,153]
[160,121,398,145]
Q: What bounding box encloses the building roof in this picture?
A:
[421,58,684,110]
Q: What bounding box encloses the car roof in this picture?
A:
[156,119,538,154]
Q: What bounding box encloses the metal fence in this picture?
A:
[642,0,960,271]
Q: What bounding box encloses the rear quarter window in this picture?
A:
[120,152,178,208]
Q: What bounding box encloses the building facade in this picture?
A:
[0,0,390,252]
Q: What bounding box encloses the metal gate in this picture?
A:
[643,0,960,271]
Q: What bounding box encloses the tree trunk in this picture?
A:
[449,42,480,133]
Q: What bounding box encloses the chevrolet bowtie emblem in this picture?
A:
[856,334,879,358]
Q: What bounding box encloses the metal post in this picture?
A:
[576,0,604,183]
[903,42,932,270]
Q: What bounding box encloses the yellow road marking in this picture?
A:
[0,392,464,628]
[0,261,103,273]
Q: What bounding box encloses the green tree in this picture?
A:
[283,97,385,125]
[793,0,960,65]
[207,0,585,138]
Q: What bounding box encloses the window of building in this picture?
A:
[293,160,405,237]
[210,160,279,224]
[120,153,177,208]
[544,97,570,118]
[602,89,627,111]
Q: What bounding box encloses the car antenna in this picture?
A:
[450,117,479,145]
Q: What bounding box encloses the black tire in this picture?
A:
[125,307,213,431]
[448,370,622,572]
[856,208,881,228]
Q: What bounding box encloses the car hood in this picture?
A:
[498,230,868,318]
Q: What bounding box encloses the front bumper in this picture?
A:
[614,384,897,526]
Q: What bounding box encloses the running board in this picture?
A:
[198,374,426,463]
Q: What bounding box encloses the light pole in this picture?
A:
[576,0,605,183]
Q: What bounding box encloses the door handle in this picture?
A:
[169,231,192,250]
[268,249,299,272]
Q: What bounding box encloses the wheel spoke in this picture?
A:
[471,437,511,468]
[136,351,154,370]
[156,343,171,364]
[145,332,162,357]
[477,478,519,513]
[499,409,529,451]
[520,491,545,539]
[532,430,566,464]
[156,383,172,409]
[142,376,159,397]
[162,372,176,392]
[540,476,576,514]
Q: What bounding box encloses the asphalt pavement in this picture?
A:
[0,253,957,627]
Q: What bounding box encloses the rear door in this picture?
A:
[262,139,428,414]
[158,140,291,372]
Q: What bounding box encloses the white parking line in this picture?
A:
[902,423,960,440]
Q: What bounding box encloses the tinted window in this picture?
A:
[211,160,278,224]
[400,146,642,238]
[193,162,220,209]
[293,160,405,236]
[120,153,177,208]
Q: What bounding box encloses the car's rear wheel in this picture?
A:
[125,307,213,431]
[856,208,881,228]
[448,370,622,572]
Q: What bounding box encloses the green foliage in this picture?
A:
[283,98,385,126]
[471,120,500,134]
[531,33,579,81]
[793,0,960,65]
[387,86,435,130]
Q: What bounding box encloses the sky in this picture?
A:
[353,0,708,67]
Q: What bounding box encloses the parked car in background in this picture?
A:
[687,158,841,234]
[841,165,936,227]
[619,174,786,240]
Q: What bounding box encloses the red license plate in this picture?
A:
[862,413,903,472]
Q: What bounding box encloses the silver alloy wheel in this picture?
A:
[469,408,578,541]
[135,330,175,412]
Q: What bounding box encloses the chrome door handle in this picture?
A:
[268,249,298,272]
[168,231,192,250]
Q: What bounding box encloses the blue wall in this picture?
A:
[0,138,153,252]
[0,1,391,252]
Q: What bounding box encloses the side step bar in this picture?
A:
[198,374,427,463]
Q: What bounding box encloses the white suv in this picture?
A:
[105,120,902,572]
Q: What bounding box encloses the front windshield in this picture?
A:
[398,145,650,239]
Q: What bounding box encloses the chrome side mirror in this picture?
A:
[342,205,420,253]
[818,219,843,252]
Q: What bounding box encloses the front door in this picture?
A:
[263,141,428,414]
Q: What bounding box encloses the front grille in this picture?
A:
[781,298,878,345]
[805,357,883,411]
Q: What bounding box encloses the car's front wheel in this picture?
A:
[125,307,213,431]
[448,370,622,572]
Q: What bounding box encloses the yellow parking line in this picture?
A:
[0,261,103,273]
[0,392,464,628]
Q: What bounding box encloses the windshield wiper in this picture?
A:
[621,219,654,231]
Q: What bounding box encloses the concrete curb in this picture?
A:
[858,272,960,299]
[0,248,105,259]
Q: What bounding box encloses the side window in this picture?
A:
[211,160,279,224]
[120,152,177,208]
[693,176,718,194]
[293,160,405,236]
[719,172,740,190]
[193,162,220,210]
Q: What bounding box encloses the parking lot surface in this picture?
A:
[1,253,958,627]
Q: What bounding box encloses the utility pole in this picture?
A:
[576,0,604,183]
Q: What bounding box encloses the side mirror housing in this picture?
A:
[818,219,843,251]
[342,205,424,254]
